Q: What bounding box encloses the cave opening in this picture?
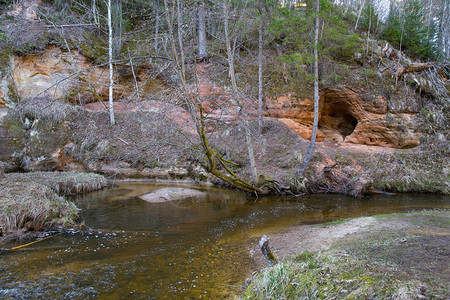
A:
[319,100,358,142]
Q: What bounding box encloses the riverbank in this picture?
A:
[1,101,448,196]
[0,171,108,244]
[244,210,449,299]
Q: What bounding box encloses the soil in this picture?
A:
[269,217,380,258]
[264,210,450,287]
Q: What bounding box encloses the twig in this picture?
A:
[43,24,97,28]
[116,137,130,145]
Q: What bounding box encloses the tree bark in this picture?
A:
[198,0,208,60]
[295,0,320,180]
[163,0,265,195]
[258,18,263,135]
[396,62,449,80]
[223,0,258,186]
[154,0,160,52]
[92,0,99,26]
[355,0,366,30]
[112,0,122,58]
[108,0,115,125]
[177,0,185,76]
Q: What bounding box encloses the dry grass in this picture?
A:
[7,171,109,195]
[12,97,81,124]
[0,171,107,236]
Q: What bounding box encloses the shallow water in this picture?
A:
[1,182,449,299]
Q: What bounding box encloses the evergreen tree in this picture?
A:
[383,0,439,60]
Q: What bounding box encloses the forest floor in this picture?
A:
[245,210,450,299]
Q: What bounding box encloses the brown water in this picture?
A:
[1,182,449,299]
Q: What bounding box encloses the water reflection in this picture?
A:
[1,182,448,299]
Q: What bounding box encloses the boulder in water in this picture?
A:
[139,187,205,203]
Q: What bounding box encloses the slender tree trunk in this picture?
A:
[128,48,141,106]
[295,0,320,179]
[198,0,208,59]
[438,0,448,56]
[177,0,185,76]
[112,0,122,58]
[366,5,371,56]
[223,0,258,185]
[355,0,365,29]
[258,19,263,135]
[162,0,264,194]
[92,0,99,26]
[108,0,115,125]
[154,0,160,52]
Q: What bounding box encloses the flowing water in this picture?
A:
[1,182,449,299]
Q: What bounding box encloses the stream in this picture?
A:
[1,182,449,299]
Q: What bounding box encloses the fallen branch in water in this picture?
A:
[9,232,63,251]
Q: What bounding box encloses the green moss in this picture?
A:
[0,49,12,74]
[79,33,108,63]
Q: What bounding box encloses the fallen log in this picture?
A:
[396,63,450,81]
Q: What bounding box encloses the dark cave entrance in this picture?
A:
[319,100,358,142]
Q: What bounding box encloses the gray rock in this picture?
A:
[139,187,205,203]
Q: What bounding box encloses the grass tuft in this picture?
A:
[243,252,429,299]
[11,97,81,124]
[0,171,107,236]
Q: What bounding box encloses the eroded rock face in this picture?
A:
[13,46,109,101]
[266,86,420,149]
[11,46,166,103]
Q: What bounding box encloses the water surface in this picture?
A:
[1,182,448,299]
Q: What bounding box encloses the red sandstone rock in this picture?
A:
[266,86,420,149]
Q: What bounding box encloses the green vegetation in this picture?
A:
[382,0,439,60]
[244,211,449,299]
[0,171,107,236]
[244,252,422,299]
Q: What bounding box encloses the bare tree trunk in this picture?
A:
[163,0,264,194]
[295,0,320,179]
[223,0,258,186]
[258,19,263,135]
[276,45,288,83]
[92,0,99,26]
[366,4,371,56]
[355,0,365,30]
[154,0,160,52]
[112,0,123,58]
[108,0,115,125]
[177,0,185,76]
[438,0,449,57]
[128,48,141,106]
[198,0,208,60]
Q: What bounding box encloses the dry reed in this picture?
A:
[0,171,107,235]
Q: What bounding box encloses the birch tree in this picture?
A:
[258,15,263,135]
[107,0,115,125]
[295,0,320,180]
